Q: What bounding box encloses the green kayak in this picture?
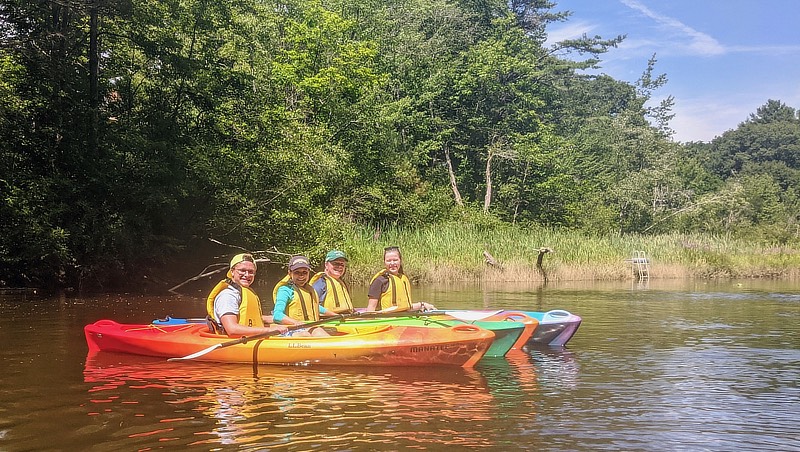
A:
[328,315,527,358]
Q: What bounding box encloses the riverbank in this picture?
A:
[331,222,800,284]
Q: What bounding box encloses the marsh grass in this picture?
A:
[333,222,800,284]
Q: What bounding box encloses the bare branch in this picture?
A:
[167,264,227,295]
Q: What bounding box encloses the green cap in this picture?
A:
[325,250,348,262]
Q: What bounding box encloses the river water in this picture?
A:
[1,279,798,451]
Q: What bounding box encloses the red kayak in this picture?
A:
[84,320,495,367]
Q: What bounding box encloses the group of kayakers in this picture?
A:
[207,247,437,338]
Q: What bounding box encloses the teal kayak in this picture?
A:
[426,309,581,346]
[328,315,528,358]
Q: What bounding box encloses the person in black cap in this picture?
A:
[311,250,355,314]
[272,255,337,336]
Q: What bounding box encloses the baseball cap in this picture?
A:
[229,253,256,270]
[227,253,256,278]
[325,250,348,262]
[288,255,311,271]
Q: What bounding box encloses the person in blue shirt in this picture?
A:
[311,250,355,314]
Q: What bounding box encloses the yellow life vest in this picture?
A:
[273,275,321,322]
[310,272,354,313]
[369,270,412,311]
[206,279,265,328]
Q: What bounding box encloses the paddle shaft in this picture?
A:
[168,307,399,362]
[167,314,344,361]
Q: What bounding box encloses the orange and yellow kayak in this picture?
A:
[84,320,495,367]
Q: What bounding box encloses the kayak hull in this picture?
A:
[428,309,581,347]
[331,316,528,358]
[521,310,582,346]
[473,312,539,350]
[84,320,494,367]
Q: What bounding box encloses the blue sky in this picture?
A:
[546,0,800,142]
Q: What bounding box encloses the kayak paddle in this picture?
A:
[168,307,399,362]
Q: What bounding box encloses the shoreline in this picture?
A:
[334,223,800,285]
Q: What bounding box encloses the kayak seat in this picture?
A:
[206,316,224,334]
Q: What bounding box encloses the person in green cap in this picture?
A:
[311,250,355,314]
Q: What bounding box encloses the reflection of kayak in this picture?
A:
[84,319,494,367]
[83,352,498,448]
[427,309,581,347]
[84,351,490,387]
[153,315,532,358]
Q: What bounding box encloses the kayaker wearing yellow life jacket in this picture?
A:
[366,246,436,312]
[310,250,355,314]
[206,253,288,338]
[273,255,338,337]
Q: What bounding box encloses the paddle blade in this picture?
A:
[167,343,223,362]
[439,309,503,322]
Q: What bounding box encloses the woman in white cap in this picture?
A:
[272,255,337,336]
[206,253,288,337]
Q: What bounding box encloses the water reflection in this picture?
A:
[477,352,540,411]
[84,352,504,449]
[3,282,799,451]
[525,346,580,392]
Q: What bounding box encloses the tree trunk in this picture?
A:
[88,0,99,156]
[483,147,493,213]
[444,144,464,207]
[512,161,530,224]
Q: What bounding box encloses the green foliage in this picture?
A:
[1,0,798,291]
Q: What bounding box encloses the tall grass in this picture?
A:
[332,222,800,283]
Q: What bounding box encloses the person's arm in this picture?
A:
[219,314,288,338]
[213,290,287,337]
[273,286,305,326]
[365,298,379,311]
[365,277,385,311]
[318,304,338,317]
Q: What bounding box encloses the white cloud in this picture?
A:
[727,44,800,55]
[670,92,800,143]
[620,0,726,56]
[545,20,596,45]
[669,97,747,142]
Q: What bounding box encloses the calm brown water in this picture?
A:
[1,279,798,451]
